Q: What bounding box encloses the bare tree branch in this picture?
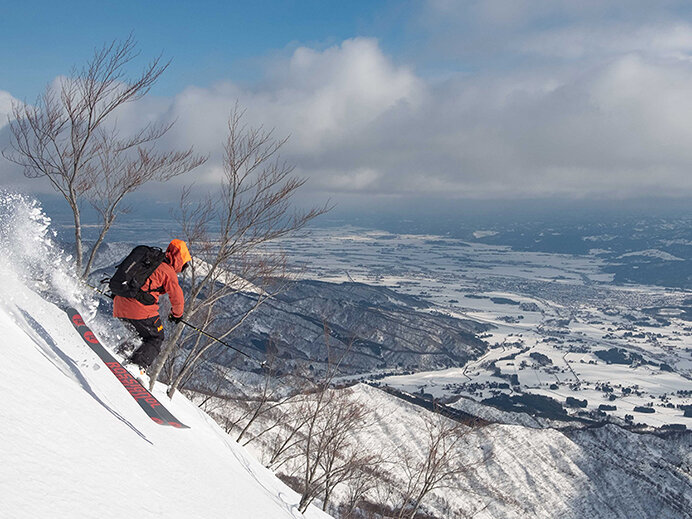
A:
[393,413,483,519]
[148,104,330,396]
[3,36,206,277]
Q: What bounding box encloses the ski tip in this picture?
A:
[150,416,189,429]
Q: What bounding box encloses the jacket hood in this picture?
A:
[166,239,191,273]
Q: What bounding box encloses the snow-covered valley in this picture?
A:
[262,227,692,431]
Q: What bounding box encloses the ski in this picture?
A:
[66,307,189,429]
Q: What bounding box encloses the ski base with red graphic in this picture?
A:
[66,307,189,429]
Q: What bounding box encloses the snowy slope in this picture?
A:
[231,382,692,519]
[348,385,692,519]
[0,194,332,519]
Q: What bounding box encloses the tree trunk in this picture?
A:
[166,345,206,397]
[82,212,115,278]
[148,283,207,391]
[298,492,314,514]
[236,402,264,443]
[322,486,332,512]
[71,200,83,276]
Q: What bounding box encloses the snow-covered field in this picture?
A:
[0,194,331,519]
[269,227,692,429]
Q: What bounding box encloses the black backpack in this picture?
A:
[108,245,167,305]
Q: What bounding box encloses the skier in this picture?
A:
[113,239,191,371]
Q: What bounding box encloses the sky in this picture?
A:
[3,0,692,212]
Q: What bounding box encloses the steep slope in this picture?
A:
[0,194,332,519]
[228,382,691,519]
[0,275,334,518]
[348,384,692,519]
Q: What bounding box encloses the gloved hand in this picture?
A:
[168,313,183,324]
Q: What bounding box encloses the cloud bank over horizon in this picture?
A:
[3,1,692,203]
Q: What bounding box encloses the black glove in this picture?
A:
[168,313,183,324]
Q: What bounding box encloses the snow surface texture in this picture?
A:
[0,194,332,519]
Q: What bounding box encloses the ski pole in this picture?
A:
[180,318,265,366]
[85,280,114,299]
[84,279,265,366]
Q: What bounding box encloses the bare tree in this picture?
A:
[394,413,481,519]
[271,331,377,513]
[339,465,383,519]
[317,395,379,513]
[199,352,309,447]
[190,366,236,414]
[294,387,374,513]
[148,105,330,395]
[3,36,206,277]
[263,400,309,469]
[233,357,308,446]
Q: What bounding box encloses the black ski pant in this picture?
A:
[121,315,164,368]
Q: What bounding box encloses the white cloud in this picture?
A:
[521,22,692,60]
[424,0,686,30]
[4,24,692,202]
[0,90,18,130]
[52,38,692,198]
[320,167,382,191]
[164,38,423,156]
[145,38,425,194]
[417,0,692,67]
[402,54,692,198]
[0,91,30,192]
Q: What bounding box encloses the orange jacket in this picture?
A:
[113,240,189,320]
